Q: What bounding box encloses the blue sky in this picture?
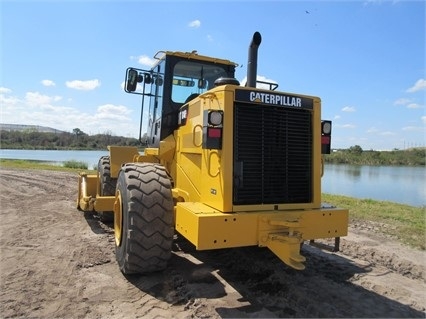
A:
[1,0,424,150]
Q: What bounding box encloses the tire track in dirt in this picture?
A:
[167,238,425,318]
[1,168,96,318]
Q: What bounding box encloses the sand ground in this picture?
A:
[0,167,424,318]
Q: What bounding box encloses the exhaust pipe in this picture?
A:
[247,31,262,88]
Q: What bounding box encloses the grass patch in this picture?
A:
[0,158,95,173]
[63,160,88,169]
[323,193,425,250]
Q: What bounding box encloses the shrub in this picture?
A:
[63,160,88,169]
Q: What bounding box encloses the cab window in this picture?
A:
[171,61,230,103]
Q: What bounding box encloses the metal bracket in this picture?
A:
[265,232,306,270]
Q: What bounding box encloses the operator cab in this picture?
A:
[125,51,237,147]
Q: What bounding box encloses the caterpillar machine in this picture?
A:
[77,32,349,274]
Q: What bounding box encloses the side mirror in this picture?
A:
[126,69,141,92]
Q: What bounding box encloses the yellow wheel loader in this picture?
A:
[77,32,349,274]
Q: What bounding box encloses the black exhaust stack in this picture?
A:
[247,31,262,88]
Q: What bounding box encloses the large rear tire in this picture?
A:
[114,163,174,274]
[98,156,116,222]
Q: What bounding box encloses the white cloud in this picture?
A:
[41,79,55,87]
[406,78,426,93]
[0,88,138,136]
[0,87,18,107]
[364,0,401,6]
[367,127,379,133]
[367,127,400,136]
[393,98,411,105]
[188,20,201,28]
[97,104,131,115]
[393,98,423,109]
[239,75,278,89]
[333,115,341,120]
[422,116,426,124]
[336,124,356,129]
[25,92,62,106]
[2,90,78,129]
[406,103,422,109]
[402,126,424,132]
[342,106,356,112]
[0,93,19,109]
[132,55,157,67]
[363,0,381,5]
[207,34,214,42]
[95,104,132,121]
[66,79,100,90]
[380,131,396,136]
[0,87,12,94]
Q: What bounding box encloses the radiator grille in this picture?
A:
[233,103,312,205]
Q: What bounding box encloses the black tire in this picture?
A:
[115,163,174,274]
[98,156,116,222]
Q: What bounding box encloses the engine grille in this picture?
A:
[233,102,312,205]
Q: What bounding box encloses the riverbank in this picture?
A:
[322,194,425,250]
[325,147,425,166]
[0,158,96,172]
[0,129,141,151]
[1,159,424,250]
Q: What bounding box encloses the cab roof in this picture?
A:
[153,50,238,68]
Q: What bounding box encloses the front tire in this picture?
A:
[115,163,174,274]
[98,156,116,222]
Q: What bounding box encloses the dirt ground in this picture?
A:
[0,167,425,318]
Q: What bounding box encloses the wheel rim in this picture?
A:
[113,189,123,247]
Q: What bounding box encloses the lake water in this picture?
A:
[322,164,425,207]
[0,149,110,170]
[0,149,425,207]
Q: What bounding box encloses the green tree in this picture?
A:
[73,128,84,137]
[349,145,363,155]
